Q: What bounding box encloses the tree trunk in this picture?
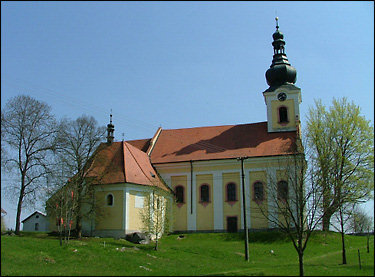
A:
[15,198,22,235]
[155,238,158,251]
[298,251,304,277]
[75,183,83,239]
[341,228,347,264]
[322,211,333,231]
[75,213,82,239]
[338,207,347,264]
[59,224,62,246]
[15,184,25,235]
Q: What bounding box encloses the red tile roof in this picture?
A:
[83,122,298,187]
[85,141,169,191]
[150,121,298,164]
[127,138,151,153]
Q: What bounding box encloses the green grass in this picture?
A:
[1,231,374,276]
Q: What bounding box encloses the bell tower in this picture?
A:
[263,17,302,133]
[106,112,115,144]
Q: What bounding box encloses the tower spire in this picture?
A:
[265,17,297,87]
[106,111,114,144]
[275,16,279,30]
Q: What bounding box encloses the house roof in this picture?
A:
[21,211,46,223]
[149,121,298,164]
[85,141,170,192]
[127,138,151,153]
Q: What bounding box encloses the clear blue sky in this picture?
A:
[1,1,374,230]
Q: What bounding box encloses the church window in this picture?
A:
[279,106,289,123]
[277,181,288,201]
[135,194,144,208]
[106,194,114,206]
[200,184,210,203]
[226,183,237,202]
[253,182,264,201]
[175,186,184,204]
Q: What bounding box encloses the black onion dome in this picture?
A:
[272,30,284,40]
[265,18,297,87]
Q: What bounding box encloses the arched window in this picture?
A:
[279,107,288,123]
[253,182,264,201]
[200,184,210,203]
[106,194,113,206]
[278,181,288,201]
[226,183,237,202]
[35,223,39,231]
[175,186,184,204]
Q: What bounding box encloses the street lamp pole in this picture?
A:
[238,156,249,261]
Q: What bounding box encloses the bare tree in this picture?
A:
[254,137,325,277]
[348,206,374,234]
[1,117,8,170]
[45,157,79,246]
[347,206,374,254]
[1,95,58,235]
[55,115,106,238]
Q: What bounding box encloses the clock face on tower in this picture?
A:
[277,92,287,101]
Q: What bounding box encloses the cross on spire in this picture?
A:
[275,16,279,30]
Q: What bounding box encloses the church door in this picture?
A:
[227,217,238,233]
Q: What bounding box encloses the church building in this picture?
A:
[49,19,303,238]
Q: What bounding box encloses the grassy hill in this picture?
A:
[1,231,374,276]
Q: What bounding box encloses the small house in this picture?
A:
[22,211,49,232]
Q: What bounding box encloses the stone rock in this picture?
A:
[125,232,150,244]
[139,265,152,271]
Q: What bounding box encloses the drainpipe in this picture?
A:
[190,160,193,215]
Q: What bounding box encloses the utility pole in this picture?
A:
[238,156,249,261]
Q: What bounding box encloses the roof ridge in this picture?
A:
[126,138,151,143]
[122,141,127,183]
[161,121,267,132]
[147,127,162,156]
[21,210,46,223]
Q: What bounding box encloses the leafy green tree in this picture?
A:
[306,97,374,231]
[140,188,171,251]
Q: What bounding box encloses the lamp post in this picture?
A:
[238,157,249,261]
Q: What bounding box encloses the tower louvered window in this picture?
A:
[279,107,288,123]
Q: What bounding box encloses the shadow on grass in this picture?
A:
[219,231,290,243]
[203,270,266,276]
